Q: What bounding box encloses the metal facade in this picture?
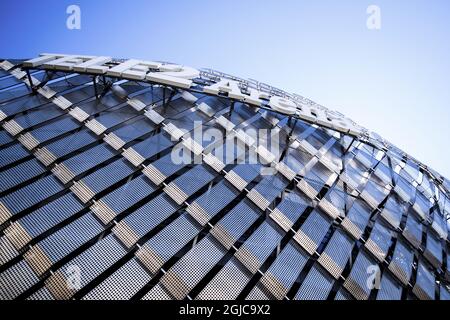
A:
[0,57,449,300]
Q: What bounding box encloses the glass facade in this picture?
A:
[0,57,449,301]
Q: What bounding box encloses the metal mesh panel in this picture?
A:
[234,221,283,274]
[0,175,63,219]
[403,213,423,248]
[0,236,19,266]
[0,143,29,169]
[59,144,116,177]
[118,194,179,241]
[380,196,405,229]
[424,232,443,268]
[211,200,260,250]
[45,235,127,299]
[247,175,288,211]
[270,193,309,232]
[0,94,48,119]
[78,158,135,195]
[318,229,354,279]
[10,106,64,131]
[187,180,240,225]
[32,117,81,144]
[126,133,173,162]
[160,234,226,299]
[44,128,97,160]
[83,259,151,300]
[258,242,309,299]
[137,214,201,273]
[91,175,156,223]
[0,260,39,300]
[295,210,332,255]
[107,117,154,146]
[388,240,414,285]
[341,200,372,240]
[295,264,334,300]
[343,251,377,300]
[394,175,416,204]
[0,130,13,147]
[0,158,46,192]
[413,261,436,300]
[141,284,173,300]
[165,165,216,204]
[364,221,392,262]
[360,180,389,209]
[14,193,83,240]
[376,273,402,300]
[31,213,103,270]
[196,258,252,300]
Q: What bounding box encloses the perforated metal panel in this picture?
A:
[0,143,30,170]
[341,199,371,240]
[413,261,436,300]
[388,240,414,286]
[42,128,97,161]
[116,194,179,246]
[83,259,152,300]
[412,192,431,221]
[318,188,346,219]
[269,193,309,232]
[0,236,19,266]
[318,229,354,279]
[424,232,443,269]
[376,273,402,300]
[91,174,156,224]
[294,210,332,255]
[7,193,83,247]
[381,196,405,229]
[403,213,423,249]
[0,175,64,224]
[30,116,81,145]
[187,180,240,226]
[53,144,116,183]
[137,214,201,274]
[123,133,173,166]
[394,175,416,204]
[45,235,127,299]
[141,284,173,300]
[74,158,135,202]
[196,258,252,300]
[0,260,39,299]
[210,200,260,250]
[364,221,392,262]
[164,165,216,205]
[256,242,309,299]
[159,234,226,300]
[246,175,288,211]
[0,158,46,193]
[234,221,283,274]
[26,213,104,275]
[360,180,389,209]
[295,264,334,300]
[343,251,377,300]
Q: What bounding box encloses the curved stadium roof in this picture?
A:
[0,54,449,300]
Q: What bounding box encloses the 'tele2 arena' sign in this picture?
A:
[22,53,368,138]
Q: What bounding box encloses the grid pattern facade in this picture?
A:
[0,58,449,300]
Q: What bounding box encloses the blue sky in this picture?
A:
[1,0,449,177]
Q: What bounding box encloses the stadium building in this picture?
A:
[0,54,449,300]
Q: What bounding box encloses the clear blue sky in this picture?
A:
[1,0,449,178]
